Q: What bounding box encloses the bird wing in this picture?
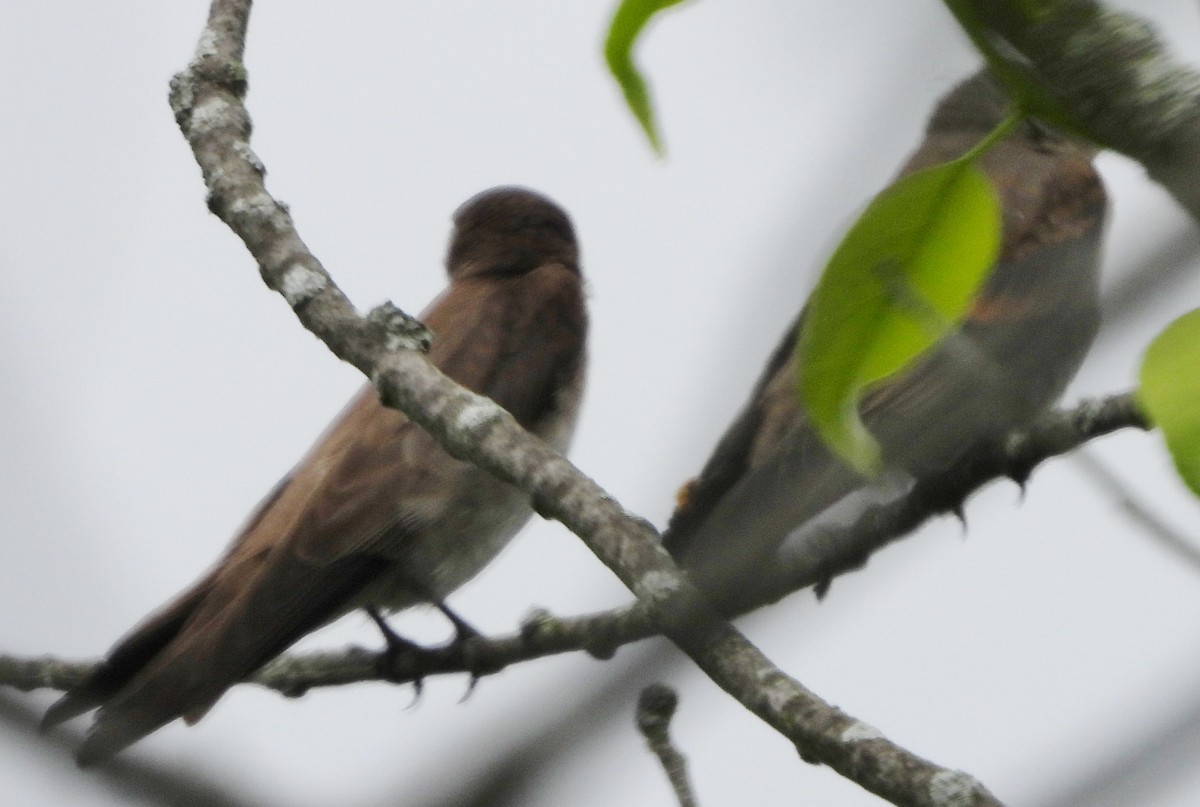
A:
[66,262,585,763]
[661,310,804,559]
[662,99,1105,598]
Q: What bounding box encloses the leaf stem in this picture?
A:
[958,109,1024,164]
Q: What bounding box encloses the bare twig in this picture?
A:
[1073,450,1200,573]
[637,685,697,807]
[0,693,256,807]
[1101,223,1200,326]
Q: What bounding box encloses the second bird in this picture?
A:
[664,72,1108,606]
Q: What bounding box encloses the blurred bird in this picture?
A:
[663,71,1107,607]
[44,186,589,764]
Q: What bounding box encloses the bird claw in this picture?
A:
[950,502,968,530]
[458,671,480,704]
[366,603,498,703]
[366,606,427,701]
[441,610,500,701]
[404,676,424,710]
[432,600,482,644]
[429,600,498,699]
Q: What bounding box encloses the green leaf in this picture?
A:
[796,155,1002,476]
[604,0,688,156]
[1138,308,1200,496]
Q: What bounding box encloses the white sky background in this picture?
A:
[2,1,1200,805]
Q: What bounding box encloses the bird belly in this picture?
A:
[362,360,584,613]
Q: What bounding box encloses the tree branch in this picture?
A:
[3,386,1150,807]
[950,0,1200,221]
[3,393,1146,696]
[762,392,1147,602]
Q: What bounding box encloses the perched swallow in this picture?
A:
[45,186,588,763]
[663,71,1108,606]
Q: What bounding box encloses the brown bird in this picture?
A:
[663,71,1107,606]
[44,186,588,764]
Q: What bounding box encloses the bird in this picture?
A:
[662,71,1108,608]
[43,186,589,764]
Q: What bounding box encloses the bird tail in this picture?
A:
[42,582,210,732]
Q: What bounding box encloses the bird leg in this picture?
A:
[365,591,500,702]
[366,605,429,702]
[405,586,500,699]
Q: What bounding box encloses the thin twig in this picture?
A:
[0,693,257,807]
[1073,449,1200,572]
[637,685,697,807]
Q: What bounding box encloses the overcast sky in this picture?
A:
[3,2,1200,806]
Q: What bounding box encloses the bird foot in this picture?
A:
[365,603,500,703]
[429,600,503,701]
[366,606,430,704]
